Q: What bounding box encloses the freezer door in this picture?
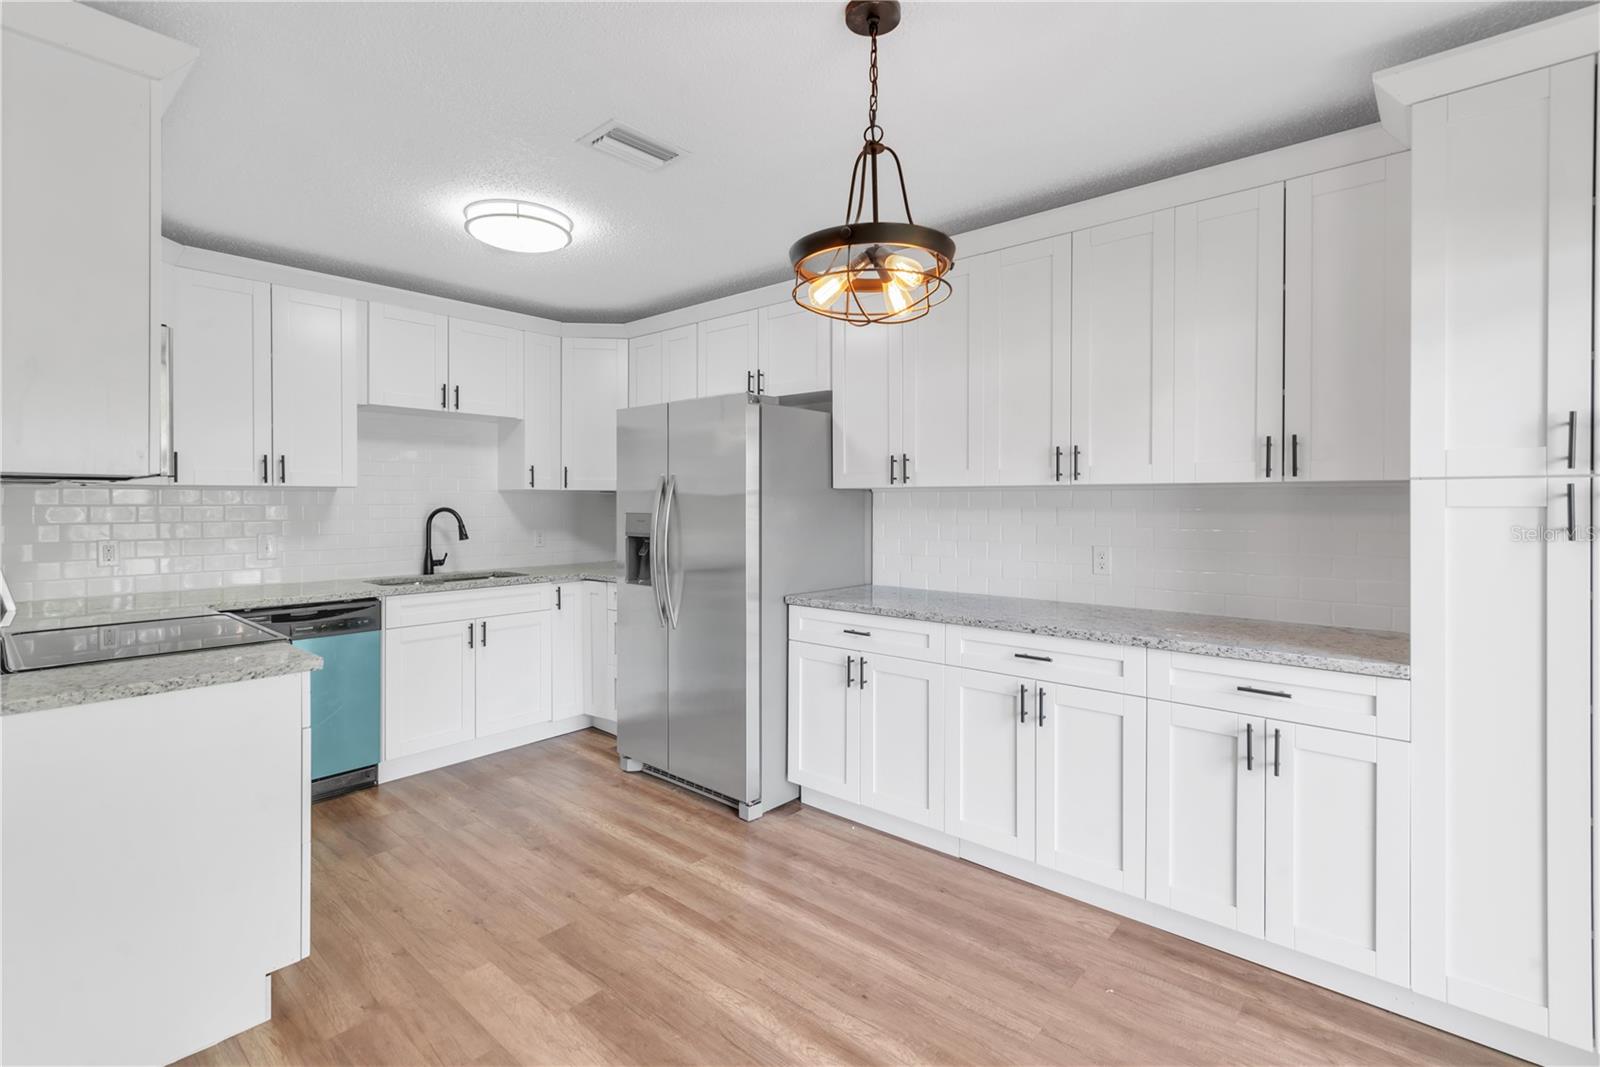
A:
[616,404,670,770]
[664,394,758,802]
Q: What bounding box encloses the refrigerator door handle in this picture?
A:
[661,474,681,629]
[649,475,669,627]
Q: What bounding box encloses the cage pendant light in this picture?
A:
[789,1,955,326]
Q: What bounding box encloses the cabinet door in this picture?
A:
[383,620,476,759]
[1070,211,1175,484]
[271,286,355,488]
[1411,477,1593,1045]
[1035,685,1146,895]
[1285,157,1409,482]
[980,238,1070,486]
[944,668,1035,859]
[475,610,553,736]
[560,338,626,490]
[170,268,271,486]
[1173,185,1284,483]
[515,332,562,489]
[900,258,984,487]
[698,309,758,397]
[585,583,614,721]
[758,301,831,396]
[629,331,664,407]
[447,318,523,418]
[1265,722,1409,985]
[368,302,448,412]
[550,582,586,719]
[1411,59,1595,478]
[787,642,858,801]
[661,324,700,402]
[831,321,902,488]
[858,654,945,830]
[1146,700,1265,936]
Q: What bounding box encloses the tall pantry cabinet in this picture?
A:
[1395,41,1597,1052]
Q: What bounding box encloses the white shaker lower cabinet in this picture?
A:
[787,642,859,800]
[858,655,946,830]
[1264,721,1410,985]
[1145,700,1265,936]
[550,582,586,719]
[1411,477,1594,1047]
[474,611,553,737]
[1035,684,1146,895]
[943,668,1035,860]
[383,619,477,759]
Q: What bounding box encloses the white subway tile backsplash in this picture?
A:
[0,410,614,603]
[873,484,1408,632]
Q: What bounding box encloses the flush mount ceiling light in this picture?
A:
[462,199,573,253]
[789,0,955,326]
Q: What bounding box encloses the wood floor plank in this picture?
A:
[180,729,1514,1067]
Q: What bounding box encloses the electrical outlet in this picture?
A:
[535,529,546,549]
[97,541,118,567]
[256,533,280,560]
[1091,546,1112,577]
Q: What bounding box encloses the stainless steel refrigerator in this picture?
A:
[616,393,868,819]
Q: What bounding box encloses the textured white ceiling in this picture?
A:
[91,0,1584,322]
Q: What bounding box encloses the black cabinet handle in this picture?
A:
[467,621,475,649]
[746,370,754,395]
[1237,685,1292,699]
[888,454,897,484]
[1567,482,1576,542]
[1071,445,1081,481]
[757,369,766,395]
[454,385,461,410]
[261,454,270,484]
[1013,652,1053,663]
[1037,686,1046,726]
[480,620,487,646]
[1273,727,1281,777]
[278,454,286,484]
[529,465,535,488]
[842,628,873,637]
[1246,723,1254,771]
[846,655,854,688]
[556,586,562,610]
[172,450,179,481]
[441,383,448,409]
[1567,410,1578,470]
[1265,435,1273,479]
[1054,446,1063,482]
[563,466,569,489]
[1019,683,1028,723]
[859,657,868,688]
[901,453,910,484]
[1290,433,1300,478]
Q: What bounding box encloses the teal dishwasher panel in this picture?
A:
[298,630,381,780]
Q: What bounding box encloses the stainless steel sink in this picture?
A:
[367,570,526,587]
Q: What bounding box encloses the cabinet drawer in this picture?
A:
[383,583,553,629]
[1146,650,1409,740]
[788,606,945,663]
[947,626,1146,695]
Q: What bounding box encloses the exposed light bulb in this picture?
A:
[808,272,848,309]
[883,282,911,316]
[883,252,923,290]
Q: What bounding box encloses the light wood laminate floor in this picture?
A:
[184,729,1510,1066]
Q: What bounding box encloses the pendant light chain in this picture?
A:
[866,22,880,142]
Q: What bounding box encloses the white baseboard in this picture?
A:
[800,790,1597,1067]
[588,715,616,736]
[378,716,593,783]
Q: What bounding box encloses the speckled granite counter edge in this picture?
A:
[785,588,1409,680]
[2,644,324,717]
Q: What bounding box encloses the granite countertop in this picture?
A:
[785,585,1410,679]
[3,560,621,633]
[1,643,325,717]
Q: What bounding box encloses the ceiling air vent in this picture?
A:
[582,121,681,171]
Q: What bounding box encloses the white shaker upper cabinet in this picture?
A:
[757,301,831,397]
[270,286,357,488]
[1411,58,1596,478]
[446,318,522,419]
[943,668,1035,861]
[368,303,449,412]
[698,309,759,397]
[170,268,271,487]
[628,331,664,408]
[559,338,627,490]
[979,238,1071,486]
[1069,211,1175,485]
[1284,156,1410,482]
[660,324,700,402]
[499,332,561,490]
[1173,185,1284,484]
[831,321,902,488]
[1145,700,1265,936]
[900,258,985,488]
[1410,477,1592,1047]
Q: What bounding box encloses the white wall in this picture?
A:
[873,484,1409,632]
[0,410,614,603]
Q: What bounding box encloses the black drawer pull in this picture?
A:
[1018,683,1028,723]
[1013,652,1053,662]
[1246,722,1253,771]
[1273,727,1281,777]
[845,655,854,688]
[842,628,872,637]
[1237,685,1292,699]
[859,657,868,688]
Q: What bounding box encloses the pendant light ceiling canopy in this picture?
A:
[789,0,956,326]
